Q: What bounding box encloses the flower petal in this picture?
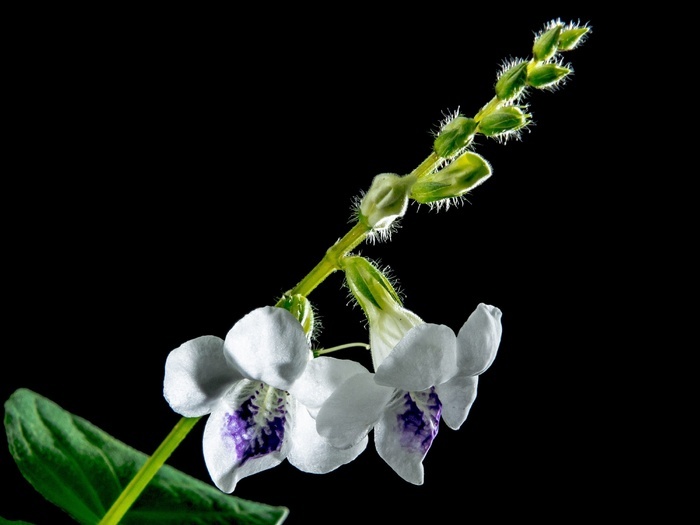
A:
[456,303,503,377]
[435,375,478,430]
[316,372,394,449]
[163,335,240,417]
[369,307,424,370]
[374,388,441,485]
[374,323,457,391]
[224,306,311,391]
[287,399,368,473]
[288,356,370,418]
[203,379,291,493]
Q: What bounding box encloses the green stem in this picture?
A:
[98,416,201,525]
[278,221,371,301]
[409,152,442,179]
[474,96,501,121]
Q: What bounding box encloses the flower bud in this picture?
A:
[358,173,414,231]
[558,25,590,51]
[433,116,477,158]
[477,106,530,137]
[495,60,528,101]
[411,151,491,204]
[527,63,571,89]
[341,256,423,369]
[278,293,314,341]
[533,23,562,62]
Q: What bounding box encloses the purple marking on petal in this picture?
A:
[397,388,442,453]
[223,383,287,465]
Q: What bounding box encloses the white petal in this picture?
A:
[163,335,240,417]
[287,399,368,473]
[374,323,457,391]
[435,375,478,430]
[456,303,503,377]
[288,356,370,418]
[374,389,441,485]
[369,307,424,370]
[203,379,291,493]
[316,372,394,449]
[224,306,311,391]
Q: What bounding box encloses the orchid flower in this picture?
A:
[163,305,368,493]
[315,303,502,485]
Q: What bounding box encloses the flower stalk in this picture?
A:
[97,18,590,522]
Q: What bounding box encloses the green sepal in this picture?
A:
[278,293,314,338]
[495,61,528,101]
[477,106,530,137]
[433,116,477,158]
[411,152,491,204]
[527,63,571,89]
[341,256,402,313]
[533,23,562,62]
[558,26,589,51]
[4,388,289,525]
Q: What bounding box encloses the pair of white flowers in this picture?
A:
[163,302,502,492]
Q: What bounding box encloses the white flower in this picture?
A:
[315,303,502,485]
[163,305,368,493]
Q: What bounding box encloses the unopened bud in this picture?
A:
[527,63,571,89]
[477,106,530,137]
[411,151,491,204]
[434,116,477,158]
[558,25,590,51]
[533,22,562,62]
[495,60,528,101]
[358,173,414,231]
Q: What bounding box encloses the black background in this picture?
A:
[2,7,650,524]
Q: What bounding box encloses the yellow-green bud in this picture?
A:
[533,23,562,62]
[411,151,491,204]
[358,173,414,231]
[433,116,477,158]
[278,293,314,340]
[558,26,590,51]
[495,60,528,101]
[477,106,530,137]
[527,63,571,89]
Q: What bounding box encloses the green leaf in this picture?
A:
[1,517,36,524]
[4,388,289,525]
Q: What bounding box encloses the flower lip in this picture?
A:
[373,323,458,391]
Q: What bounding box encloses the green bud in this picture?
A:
[495,60,528,101]
[433,116,477,158]
[527,63,571,89]
[533,23,562,62]
[411,151,491,204]
[278,293,315,339]
[358,173,414,231]
[477,106,530,137]
[558,26,590,51]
